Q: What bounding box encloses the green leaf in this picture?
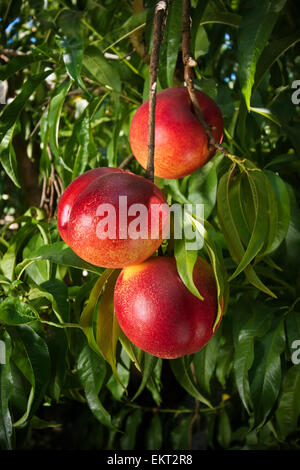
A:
[83,45,121,92]
[76,343,113,429]
[169,356,212,408]
[249,107,281,126]
[1,222,37,281]
[0,298,37,325]
[28,279,70,324]
[96,269,124,385]
[57,9,88,93]
[71,114,91,179]
[0,53,48,81]
[217,166,276,297]
[22,232,50,284]
[275,366,300,439]
[187,159,218,219]
[186,215,228,328]
[0,71,51,141]
[254,29,300,93]
[98,11,147,53]
[174,239,203,300]
[237,0,287,110]
[194,26,210,59]
[200,9,240,28]
[263,171,291,254]
[0,331,13,450]
[29,241,104,275]
[12,325,51,428]
[193,332,219,395]
[146,358,162,406]
[106,352,130,401]
[80,269,114,355]
[170,414,192,450]
[0,125,20,187]
[48,80,73,172]
[233,301,271,414]
[119,330,142,372]
[146,414,162,450]
[217,409,231,449]
[158,0,182,89]
[131,352,159,402]
[228,168,270,280]
[227,174,252,247]
[120,409,142,450]
[249,318,286,429]
[46,326,68,402]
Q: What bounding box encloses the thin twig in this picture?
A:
[181,0,231,158]
[0,48,25,56]
[146,1,169,182]
[119,153,134,169]
[40,145,64,219]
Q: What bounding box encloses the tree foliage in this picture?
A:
[0,0,300,450]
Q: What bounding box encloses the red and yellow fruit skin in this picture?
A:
[129,87,224,179]
[57,167,123,245]
[65,171,168,268]
[114,256,222,359]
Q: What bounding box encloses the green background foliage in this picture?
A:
[0,0,300,450]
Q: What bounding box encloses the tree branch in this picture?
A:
[181,0,231,157]
[146,1,169,182]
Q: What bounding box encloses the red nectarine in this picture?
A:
[129,87,223,179]
[114,256,221,359]
[57,167,122,245]
[58,169,168,268]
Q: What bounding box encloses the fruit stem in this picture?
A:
[146,1,170,182]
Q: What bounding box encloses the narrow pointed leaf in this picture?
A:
[80,269,114,355]
[170,356,212,408]
[77,343,114,429]
[238,0,287,109]
[12,325,51,428]
[96,269,124,385]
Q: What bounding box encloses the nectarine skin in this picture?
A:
[65,171,168,268]
[129,87,223,179]
[114,256,220,359]
[57,167,123,245]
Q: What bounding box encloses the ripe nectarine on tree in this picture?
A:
[57,169,168,268]
[57,167,123,245]
[129,87,224,179]
[114,256,221,359]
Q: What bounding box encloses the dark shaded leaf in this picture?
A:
[170,356,212,407]
[76,343,113,429]
[0,331,13,450]
[12,325,51,428]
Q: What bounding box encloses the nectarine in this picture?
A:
[114,256,221,359]
[57,167,123,245]
[57,169,168,268]
[129,87,223,179]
